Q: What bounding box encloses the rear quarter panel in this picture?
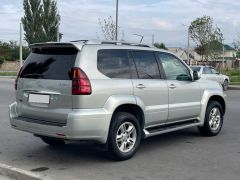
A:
[72,45,134,109]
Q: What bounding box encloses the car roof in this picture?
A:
[30,39,171,53]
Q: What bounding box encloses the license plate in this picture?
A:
[28,94,50,104]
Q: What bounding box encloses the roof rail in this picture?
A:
[70,39,150,48]
[100,40,150,47]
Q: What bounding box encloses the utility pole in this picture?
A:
[222,39,225,69]
[19,22,23,68]
[187,28,190,65]
[182,24,190,65]
[115,0,119,41]
[152,34,155,45]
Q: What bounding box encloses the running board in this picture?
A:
[144,120,201,138]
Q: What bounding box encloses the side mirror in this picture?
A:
[193,70,200,81]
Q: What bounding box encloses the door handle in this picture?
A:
[169,84,176,89]
[136,84,146,89]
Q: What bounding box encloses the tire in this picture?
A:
[41,136,65,147]
[107,112,141,161]
[198,101,223,136]
[223,79,228,91]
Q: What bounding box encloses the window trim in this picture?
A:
[129,50,162,79]
[157,52,193,81]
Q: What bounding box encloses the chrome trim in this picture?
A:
[144,122,201,138]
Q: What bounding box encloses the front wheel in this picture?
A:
[198,101,223,136]
[107,112,141,161]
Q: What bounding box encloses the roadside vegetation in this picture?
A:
[0,41,30,61]
[0,71,17,76]
[222,69,240,85]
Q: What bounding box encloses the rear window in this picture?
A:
[97,49,131,79]
[20,47,78,80]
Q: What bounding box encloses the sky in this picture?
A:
[0,0,239,48]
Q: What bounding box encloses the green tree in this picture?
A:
[0,41,30,61]
[0,56,5,65]
[236,51,240,58]
[22,0,60,45]
[42,0,60,42]
[189,15,223,61]
[154,43,168,50]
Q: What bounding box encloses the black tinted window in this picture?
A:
[97,49,131,79]
[131,51,160,79]
[20,47,78,80]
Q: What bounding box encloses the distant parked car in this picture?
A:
[190,66,230,91]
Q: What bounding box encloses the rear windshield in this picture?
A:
[190,66,201,72]
[20,47,78,80]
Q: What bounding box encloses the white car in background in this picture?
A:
[190,66,230,90]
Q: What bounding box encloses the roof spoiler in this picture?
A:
[29,42,79,50]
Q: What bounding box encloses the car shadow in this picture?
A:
[16,127,203,166]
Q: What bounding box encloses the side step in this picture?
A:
[144,119,201,138]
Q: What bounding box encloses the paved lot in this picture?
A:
[0,79,240,180]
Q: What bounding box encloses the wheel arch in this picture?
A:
[111,104,145,129]
[199,89,226,126]
[208,95,226,115]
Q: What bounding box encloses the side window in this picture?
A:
[203,67,212,74]
[97,49,131,79]
[158,53,191,81]
[131,51,160,79]
[210,68,217,74]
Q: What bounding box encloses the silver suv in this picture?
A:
[9,40,226,160]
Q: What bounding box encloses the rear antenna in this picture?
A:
[133,34,144,43]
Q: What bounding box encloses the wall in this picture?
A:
[0,61,20,71]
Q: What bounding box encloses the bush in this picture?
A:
[0,56,5,65]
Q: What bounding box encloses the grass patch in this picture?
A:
[222,69,240,76]
[222,69,240,85]
[230,82,240,85]
[0,71,17,76]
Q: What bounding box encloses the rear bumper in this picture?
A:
[9,102,112,144]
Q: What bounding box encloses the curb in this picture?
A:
[0,163,47,180]
[228,86,240,90]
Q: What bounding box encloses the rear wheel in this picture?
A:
[40,136,65,147]
[107,112,141,161]
[198,101,223,136]
[223,79,228,91]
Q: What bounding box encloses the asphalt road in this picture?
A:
[0,79,240,180]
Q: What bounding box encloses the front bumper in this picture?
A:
[9,102,112,144]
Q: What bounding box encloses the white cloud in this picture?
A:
[0,0,239,47]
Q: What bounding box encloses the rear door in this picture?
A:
[16,46,78,126]
[130,51,168,127]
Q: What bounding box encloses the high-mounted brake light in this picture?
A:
[72,68,92,95]
[15,67,23,90]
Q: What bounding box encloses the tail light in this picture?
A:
[72,67,92,95]
[15,67,23,90]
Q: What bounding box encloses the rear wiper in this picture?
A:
[21,73,45,78]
